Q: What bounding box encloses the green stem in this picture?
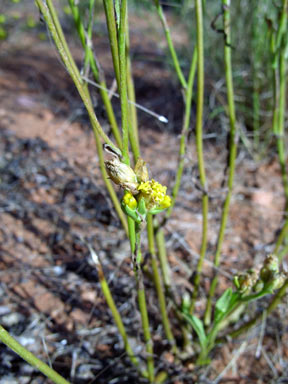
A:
[271,0,288,256]
[165,48,197,219]
[155,228,190,349]
[155,228,171,290]
[118,0,130,165]
[129,223,154,382]
[251,0,260,148]
[190,0,208,314]
[147,215,176,352]
[103,0,121,87]
[68,0,122,148]
[126,14,140,162]
[154,0,187,89]
[274,218,288,255]
[0,325,70,384]
[37,0,116,150]
[278,242,288,262]
[36,0,127,234]
[91,248,146,376]
[277,29,288,206]
[204,0,238,325]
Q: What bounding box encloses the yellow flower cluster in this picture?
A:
[138,179,171,210]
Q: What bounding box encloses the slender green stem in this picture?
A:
[129,223,154,383]
[154,0,187,89]
[278,242,288,262]
[274,219,288,255]
[90,248,146,376]
[103,0,121,87]
[155,228,190,349]
[36,0,127,234]
[190,0,208,314]
[126,14,140,162]
[68,0,122,148]
[37,0,116,150]
[251,0,260,148]
[204,0,238,325]
[118,0,130,165]
[277,27,288,206]
[155,228,171,290]
[0,325,70,384]
[84,0,95,72]
[147,215,176,352]
[165,48,197,220]
[271,0,288,254]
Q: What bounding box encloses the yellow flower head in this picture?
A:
[159,195,171,209]
[138,179,171,210]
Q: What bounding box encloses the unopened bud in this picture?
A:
[235,273,253,294]
[260,254,279,283]
[122,191,137,210]
[270,273,286,290]
[263,254,279,273]
[253,279,264,293]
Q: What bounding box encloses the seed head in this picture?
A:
[105,158,139,195]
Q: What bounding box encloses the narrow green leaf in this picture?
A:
[183,313,207,349]
[214,288,239,323]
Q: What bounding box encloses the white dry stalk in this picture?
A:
[212,341,248,384]
[82,75,168,123]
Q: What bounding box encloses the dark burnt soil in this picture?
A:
[0,7,288,384]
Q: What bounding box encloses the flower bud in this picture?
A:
[122,191,137,210]
[235,273,253,294]
[263,254,279,273]
[260,254,279,283]
[253,279,264,293]
[270,273,286,291]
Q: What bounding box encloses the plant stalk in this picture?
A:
[90,246,146,376]
[204,0,238,325]
[190,0,208,314]
[0,325,70,384]
[103,0,121,87]
[165,48,197,220]
[68,0,122,148]
[118,0,130,165]
[147,215,176,352]
[126,13,140,162]
[129,221,155,383]
[154,0,187,89]
[36,0,128,234]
